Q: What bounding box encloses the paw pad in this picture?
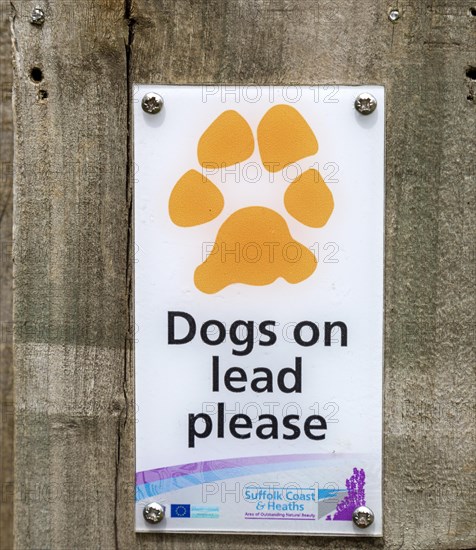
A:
[257,105,318,172]
[198,110,254,168]
[169,105,334,294]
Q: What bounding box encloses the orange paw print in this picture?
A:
[168,105,334,294]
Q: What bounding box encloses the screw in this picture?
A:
[30,7,45,25]
[352,506,374,528]
[142,93,164,115]
[143,502,165,524]
[388,9,400,22]
[354,93,377,115]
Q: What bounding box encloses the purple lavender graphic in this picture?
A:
[326,467,366,521]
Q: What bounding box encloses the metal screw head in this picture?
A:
[143,502,165,524]
[352,506,374,528]
[388,9,400,22]
[354,93,377,115]
[142,93,164,115]
[30,7,45,25]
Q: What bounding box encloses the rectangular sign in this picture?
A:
[134,85,384,535]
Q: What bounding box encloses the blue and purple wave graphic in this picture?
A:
[136,453,366,521]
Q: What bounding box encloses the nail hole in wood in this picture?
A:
[30,67,43,82]
[466,67,476,81]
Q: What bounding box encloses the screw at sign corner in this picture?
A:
[352,506,374,528]
[354,93,377,115]
[30,7,45,25]
[142,93,164,115]
[143,502,165,524]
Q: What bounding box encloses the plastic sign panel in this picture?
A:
[134,85,384,536]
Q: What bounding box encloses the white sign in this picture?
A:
[134,85,384,536]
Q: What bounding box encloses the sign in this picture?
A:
[134,85,384,535]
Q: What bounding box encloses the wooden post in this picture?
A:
[11,1,475,548]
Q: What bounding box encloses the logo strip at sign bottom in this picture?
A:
[134,85,384,536]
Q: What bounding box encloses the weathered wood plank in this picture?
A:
[0,0,13,547]
[13,0,476,549]
[12,0,130,548]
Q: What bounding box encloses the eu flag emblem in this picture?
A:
[171,504,191,518]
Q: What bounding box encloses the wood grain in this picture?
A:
[0,0,13,547]
[12,0,130,548]
[12,1,476,549]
